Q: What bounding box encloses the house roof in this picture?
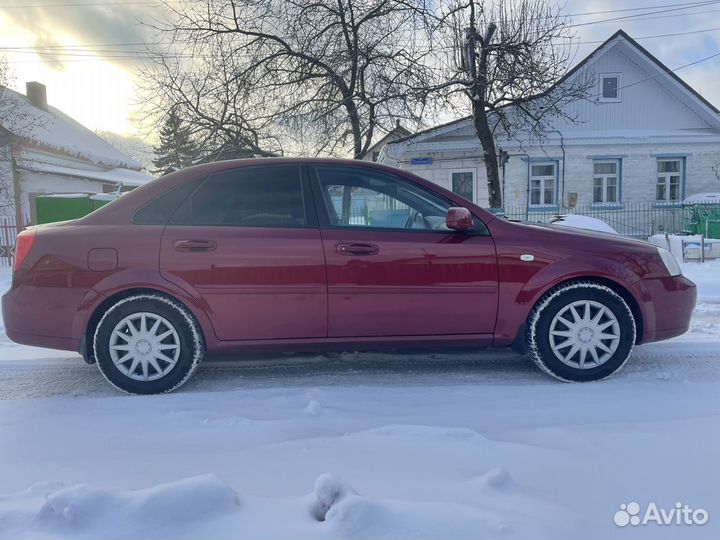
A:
[365,123,412,155]
[390,29,720,146]
[17,161,153,187]
[0,86,143,170]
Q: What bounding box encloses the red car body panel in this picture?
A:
[160,226,327,341]
[1,158,696,357]
[320,228,498,337]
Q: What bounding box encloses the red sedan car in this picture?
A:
[3,159,696,394]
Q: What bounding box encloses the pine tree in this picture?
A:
[152,109,197,174]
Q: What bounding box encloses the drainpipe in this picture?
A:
[549,129,566,211]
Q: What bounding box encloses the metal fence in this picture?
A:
[502,202,720,240]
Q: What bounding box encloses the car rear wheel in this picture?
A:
[527,282,636,382]
[93,294,205,394]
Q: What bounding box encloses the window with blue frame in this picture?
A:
[592,160,620,204]
[656,159,683,202]
[529,163,556,206]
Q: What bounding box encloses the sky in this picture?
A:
[1,0,720,143]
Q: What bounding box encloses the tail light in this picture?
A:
[14,228,36,272]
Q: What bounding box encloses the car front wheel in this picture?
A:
[527,282,636,382]
[93,294,205,394]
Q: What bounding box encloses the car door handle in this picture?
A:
[336,242,379,256]
[174,239,217,252]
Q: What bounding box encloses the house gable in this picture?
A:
[388,29,720,153]
[554,33,720,133]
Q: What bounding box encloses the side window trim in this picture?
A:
[308,164,489,236]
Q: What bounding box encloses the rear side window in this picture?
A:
[133,178,203,225]
[170,165,306,228]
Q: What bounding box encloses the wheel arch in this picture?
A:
[82,287,207,363]
[512,276,644,353]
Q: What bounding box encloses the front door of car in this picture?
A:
[309,164,499,338]
[159,164,327,341]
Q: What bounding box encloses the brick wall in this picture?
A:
[392,141,720,209]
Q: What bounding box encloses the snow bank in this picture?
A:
[649,234,720,262]
[684,259,720,301]
[549,214,618,234]
[0,268,11,333]
[0,472,574,539]
[0,475,239,538]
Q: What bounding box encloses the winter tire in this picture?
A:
[527,282,636,382]
[93,294,205,394]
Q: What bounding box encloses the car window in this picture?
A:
[313,165,480,232]
[133,178,204,225]
[170,165,306,227]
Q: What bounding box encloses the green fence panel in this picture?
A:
[35,196,95,224]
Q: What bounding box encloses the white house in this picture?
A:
[381,30,720,220]
[0,82,153,225]
[361,121,411,162]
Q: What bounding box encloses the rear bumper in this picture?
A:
[639,275,697,344]
[3,327,78,351]
[2,285,83,352]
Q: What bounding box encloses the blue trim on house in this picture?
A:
[591,203,625,210]
[527,206,560,213]
[526,158,561,212]
[651,152,692,158]
[652,201,683,208]
[586,154,628,159]
[654,155,687,203]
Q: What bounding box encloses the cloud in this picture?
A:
[31,29,66,71]
[0,3,162,70]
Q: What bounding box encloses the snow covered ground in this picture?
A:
[0,264,719,539]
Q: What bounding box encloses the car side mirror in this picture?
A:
[446,207,474,232]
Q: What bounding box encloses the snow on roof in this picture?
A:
[0,86,143,170]
[18,161,154,187]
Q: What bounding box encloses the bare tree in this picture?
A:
[0,58,27,221]
[140,35,283,161]
[142,0,439,161]
[439,0,592,208]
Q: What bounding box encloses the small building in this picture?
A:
[362,121,411,162]
[381,30,720,219]
[0,82,153,225]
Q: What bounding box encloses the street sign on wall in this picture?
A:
[410,157,433,165]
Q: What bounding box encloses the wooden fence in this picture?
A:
[0,217,25,267]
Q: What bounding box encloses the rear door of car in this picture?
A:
[159,163,327,341]
[309,163,499,338]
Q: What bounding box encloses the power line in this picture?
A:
[566,0,720,17]
[560,25,720,46]
[1,0,170,7]
[569,0,720,28]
